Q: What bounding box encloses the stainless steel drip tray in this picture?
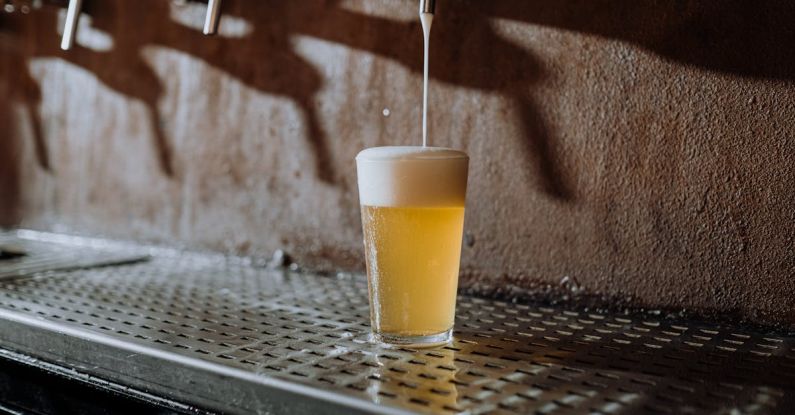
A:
[0,232,793,414]
[0,230,148,280]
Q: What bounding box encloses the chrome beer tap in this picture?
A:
[60,0,82,50]
[203,0,221,35]
[420,0,435,14]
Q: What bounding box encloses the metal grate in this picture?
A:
[0,234,793,414]
[0,232,147,280]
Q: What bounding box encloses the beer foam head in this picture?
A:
[356,146,468,207]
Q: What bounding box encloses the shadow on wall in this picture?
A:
[1,0,794,208]
[0,13,24,226]
[0,97,22,228]
[482,0,795,81]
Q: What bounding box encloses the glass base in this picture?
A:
[372,328,453,348]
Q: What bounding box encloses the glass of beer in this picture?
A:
[356,146,468,346]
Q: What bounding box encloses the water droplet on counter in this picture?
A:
[336,272,354,280]
[560,275,582,293]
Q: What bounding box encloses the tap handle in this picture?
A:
[60,0,83,50]
[420,0,435,14]
[203,0,222,35]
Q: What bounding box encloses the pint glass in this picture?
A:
[356,146,468,346]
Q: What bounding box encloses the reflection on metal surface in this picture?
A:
[0,233,147,280]
[0,232,792,414]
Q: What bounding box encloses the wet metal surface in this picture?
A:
[0,232,793,414]
[0,231,147,280]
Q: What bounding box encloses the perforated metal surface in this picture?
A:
[0,234,793,414]
[0,232,147,280]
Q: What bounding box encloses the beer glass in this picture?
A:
[356,146,468,346]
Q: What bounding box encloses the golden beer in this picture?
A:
[357,146,468,346]
[362,205,465,337]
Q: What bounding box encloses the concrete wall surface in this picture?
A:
[1,0,793,326]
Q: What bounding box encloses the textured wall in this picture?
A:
[1,0,794,326]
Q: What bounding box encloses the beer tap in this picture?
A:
[60,0,82,50]
[420,0,435,14]
[203,0,222,35]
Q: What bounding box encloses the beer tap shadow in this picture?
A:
[65,1,175,177]
[430,3,572,200]
[3,0,338,185]
[0,101,23,227]
[85,52,174,178]
[298,1,573,200]
[0,17,46,226]
[308,0,795,199]
[481,0,795,81]
[136,0,567,193]
[1,4,174,178]
[26,98,51,173]
[11,0,791,197]
[3,0,568,193]
[1,16,51,173]
[93,0,336,184]
[18,69,50,173]
[170,0,336,184]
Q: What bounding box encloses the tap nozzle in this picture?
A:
[203,0,222,35]
[60,0,83,50]
[420,0,435,15]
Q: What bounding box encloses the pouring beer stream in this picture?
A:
[420,0,435,147]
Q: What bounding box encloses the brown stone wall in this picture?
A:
[1,0,794,326]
